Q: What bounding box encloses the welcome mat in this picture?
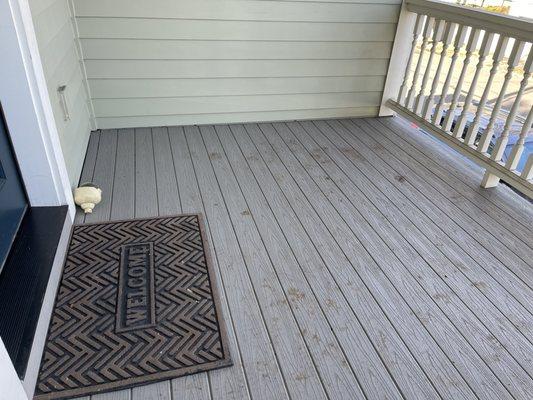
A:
[35,214,231,400]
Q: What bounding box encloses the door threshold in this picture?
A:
[0,206,68,379]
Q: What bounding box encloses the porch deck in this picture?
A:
[73,117,533,400]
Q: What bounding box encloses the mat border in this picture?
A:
[34,213,233,400]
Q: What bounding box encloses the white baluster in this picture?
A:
[480,43,530,189]
[491,50,533,161]
[422,22,458,120]
[505,106,533,171]
[477,40,526,154]
[432,25,470,125]
[414,19,446,114]
[406,17,435,110]
[522,155,533,180]
[453,32,496,138]
[443,28,483,132]
[397,14,427,106]
[464,36,510,145]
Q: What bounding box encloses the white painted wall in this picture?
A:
[72,0,401,129]
[28,0,94,188]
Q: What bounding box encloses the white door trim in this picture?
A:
[0,0,75,220]
[0,2,75,396]
[0,339,27,400]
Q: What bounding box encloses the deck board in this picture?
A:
[213,124,365,399]
[85,130,117,224]
[169,126,248,400]
[324,120,533,318]
[194,125,327,399]
[313,120,533,379]
[71,117,533,400]
[284,119,530,399]
[367,119,533,252]
[185,125,290,400]
[377,117,533,231]
[353,119,533,271]
[253,121,462,399]
[91,391,129,400]
[110,128,135,221]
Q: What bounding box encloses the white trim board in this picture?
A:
[0,1,76,397]
[0,339,27,400]
[0,0,75,219]
[21,216,72,398]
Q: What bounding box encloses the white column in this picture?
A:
[397,14,426,106]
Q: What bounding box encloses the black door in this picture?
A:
[0,105,27,271]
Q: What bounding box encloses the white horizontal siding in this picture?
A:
[85,59,390,79]
[93,92,382,117]
[73,0,400,23]
[29,0,93,188]
[76,18,397,41]
[72,0,400,127]
[89,76,386,98]
[81,40,393,60]
[95,107,379,129]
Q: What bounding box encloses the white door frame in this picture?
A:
[0,339,27,400]
[0,0,75,220]
[0,1,75,398]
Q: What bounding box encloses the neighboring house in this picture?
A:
[0,1,532,400]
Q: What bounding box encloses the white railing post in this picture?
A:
[385,0,533,197]
[397,14,426,106]
[379,3,422,116]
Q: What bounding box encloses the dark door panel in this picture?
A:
[0,104,27,271]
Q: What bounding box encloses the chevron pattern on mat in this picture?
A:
[35,214,231,400]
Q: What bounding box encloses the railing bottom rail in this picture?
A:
[381,0,533,199]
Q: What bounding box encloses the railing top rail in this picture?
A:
[406,0,533,42]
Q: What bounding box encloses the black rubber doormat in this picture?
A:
[35,214,231,400]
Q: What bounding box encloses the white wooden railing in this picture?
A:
[382,0,533,198]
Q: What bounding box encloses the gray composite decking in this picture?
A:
[72,117,533,400]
